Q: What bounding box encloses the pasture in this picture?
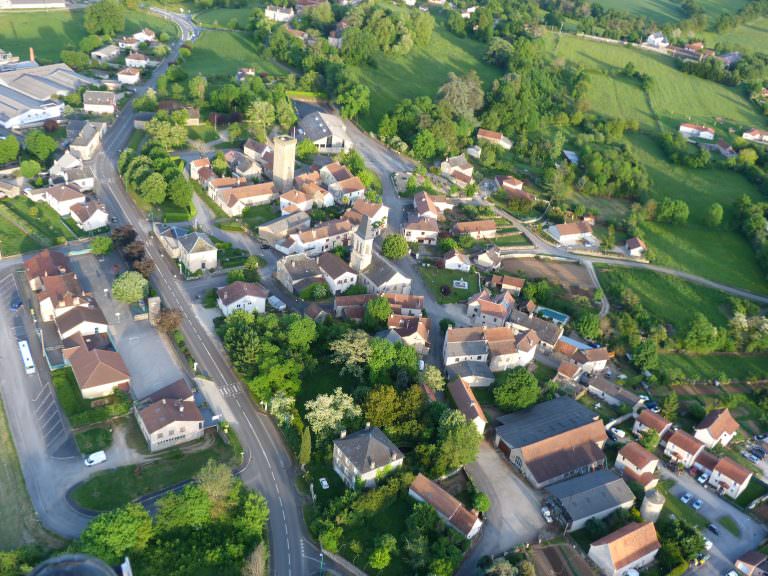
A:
[548,33,764,132]
[194,6,256,28]
[595,0,748,22]
[0,10,178,64]
[181,30,286,77]
[704,17,768,54]
[353,26,500,131]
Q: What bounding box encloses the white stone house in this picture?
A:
[217,280,268,316]
[332,426,404,488]
[317,252,358,295]
[71,202,109,232]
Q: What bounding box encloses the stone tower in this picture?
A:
[351,215,374,272]
[272,134,296,193]
[640,489,665,523]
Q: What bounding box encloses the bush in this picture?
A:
[381,234,409,260]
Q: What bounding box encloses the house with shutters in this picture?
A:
[443,325,539,372]
[588,522,660,576]
[332,426,404,488]
[694,408,740,448]
[709,456,752,498]
[615,441,659,491]
[135,379,204,452]
[70,202,109,232]
[217,281,268,316]
[443,250,471,272]
[494,397,607,488]
[452,219,496,240]
[154,224,218,273]
[403,216,439,245]
[317,252,358,294]
[664,430,705,468]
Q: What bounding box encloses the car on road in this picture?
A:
[707,524,720,536]
[742,451,760,463]
[698,473,710,485]
[9,296,22,311]
[692,499,703,510]
[704,538,712,551]
[541,506,553,523]
[750,446,765,459]
[84,450,107,467]
[319,478,329,490]
[680,493,692,504]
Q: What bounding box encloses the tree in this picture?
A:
[420,365,445,392]
[639,429,660,451]
[156,309,182,333]
[122,240,146,264]
[25,130,57,162]
[20,160,41,178]
[111,271,148,303]
[111,225,136,247]
[211,151,228,175]
[662,392,679,421]
[84,0,125,34]
[493,367,540,412]
[336,81,370,120]
[188,74,207,104]
[0,135,19,164]
[247,100,275,141]
[296,139,317,163]
[145,118,188,151]
[434,408,481,476]
[304,387,361,438]
[368,533,397,571]
[91,236,113,255]
[684,313,722,353]
[133,257,155,278]
[381,234,408,260]
[242,541,268,576]
[330,330,371,379]
[297,426,312,470]
[473,491,491,513]
[168,175,193,209]
[140,172,167,205]
[196,460,236,518]
[438,71,484,121]
[79,503,153,564]
[364,296,392,329]
[707,202,724,227]
[60,50,91,70]
[575,312,602,341]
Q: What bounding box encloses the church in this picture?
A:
[351,216,412,295]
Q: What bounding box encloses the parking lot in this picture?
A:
[662,468,766,575]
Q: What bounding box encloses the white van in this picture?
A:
[84,450,107,467]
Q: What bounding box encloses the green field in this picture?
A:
[597,267,733,330]
[70,438,235,511]
[419,266,480,304]
[549,33,764,132]
[704,17,768,54]
[596,0,748,22]
[0,10,178,64]
[181,30,287,77]
[194,6,256,28]
[659,353,768,381]
[0,197,79,256]
[353,26,501,131]
[626,134,767,293]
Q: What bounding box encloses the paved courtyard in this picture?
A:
[70,252,184,400]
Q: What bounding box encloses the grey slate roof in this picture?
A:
[179,232,215,253]
[83,91,117,107]
[446,361,494,381]
[334,426,403,472]
[547,470,634,524]
[362,252,402,287]
[508,309,563,346]
[445,340,488,357]
[495,397,599,448]
[299,111,346,143]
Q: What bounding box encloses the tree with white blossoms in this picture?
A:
[329,330,371,379]
[304,387,361,438]
[420,365,445,392]
[268,391,295,425]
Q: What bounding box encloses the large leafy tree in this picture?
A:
[364,296,392,329]
[493,367,540,412]
[140,172,167,205]
[111,270,148,303]
[304,387,361,438]
[433,408,481,476]
[381,234,409,260]
[84,0,126,35]
[79,503,153,564]
[0,135,20,164]
[25,130,57,162]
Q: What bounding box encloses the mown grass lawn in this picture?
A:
[51,368,132,428]
[0,10,178,64]
[74,427,113,454]
[704,17,768,54]
[419,266,480,304]
[658,353,768,381]
[734,478,768,508]
[352,26,501,131]
[548,33,764,132]
[187,123,220,143]
[658,479,708,529]
[625,134,767,294]
[718,514,741,536]
[70,436,235,511]
[595,0,747,22]
[243,203,280,230]
[194,6,256,28]
[0,197,77,255]
[597,267,733,330]
[181,30,287,77]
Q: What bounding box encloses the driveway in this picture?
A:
[458,441,551,575]
[69,252,185,400]
[662,469,767,575]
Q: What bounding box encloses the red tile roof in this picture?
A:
[409,473,480,538]
[591,522,660,571]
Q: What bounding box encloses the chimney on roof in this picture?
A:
[29,47,35,62]
[340,429,347,439]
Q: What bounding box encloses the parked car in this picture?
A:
[9,296,22,311]
[319,477,329,490]
[698,473,710,485]
[692,499,703,511]
[743,451,760,463]
[707,524,720,536]
[84,450,107,467]
[680,493,692,504]
[704,539,713,551]
[541,506,553,523]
